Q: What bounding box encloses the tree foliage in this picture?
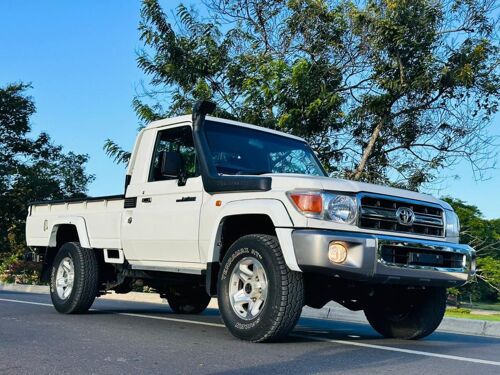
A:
[106,0,499,191]
[444,197,500,301]
[0,83,94,256]
[444,197,500,259]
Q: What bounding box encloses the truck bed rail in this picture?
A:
[29,194,124,206]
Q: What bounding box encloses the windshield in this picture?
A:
[204,121,326,176]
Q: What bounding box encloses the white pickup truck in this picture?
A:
[26,101,475,342]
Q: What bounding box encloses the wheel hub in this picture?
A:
[228,257,268,320]
[244,283,252,294]
[55,256,75,300]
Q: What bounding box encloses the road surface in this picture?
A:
[1,290,499,374]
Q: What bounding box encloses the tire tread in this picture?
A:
[219,234,304,343]
[50,242,99,314]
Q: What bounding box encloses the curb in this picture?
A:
[2,283,499,338]
[0,283,49,295]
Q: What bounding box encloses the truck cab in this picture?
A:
[26,101,475,342]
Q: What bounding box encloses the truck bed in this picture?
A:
[26,195,124,250]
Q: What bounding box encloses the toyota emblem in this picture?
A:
[396,207,415,226]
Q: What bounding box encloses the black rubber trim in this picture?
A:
[191,100,272,194]
[124,174,132,194]
[205,261,220,296]
[29,194,124,206]
[176,196,196,202]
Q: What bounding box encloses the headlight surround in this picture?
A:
[325,194,357,224]
[287,191,358,225]
[445,210,460,238]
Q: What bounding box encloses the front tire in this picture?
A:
[50,242,99,314]
[218,234,304,342]
[364,286,447,340]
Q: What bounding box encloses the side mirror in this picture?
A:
[159,151,187,185]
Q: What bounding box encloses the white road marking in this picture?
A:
[0,298,225,327]
[118,312,225,328]
[291,334,500,366]
[0,297,52,307]
[1,296,500,366]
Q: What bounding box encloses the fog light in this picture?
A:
[328,241,348,264]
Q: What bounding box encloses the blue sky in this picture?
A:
[1,1,498,218]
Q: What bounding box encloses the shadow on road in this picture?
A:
[88,303,500,347]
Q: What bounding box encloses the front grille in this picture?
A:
[380,245,464,268]
[359,195,445,237]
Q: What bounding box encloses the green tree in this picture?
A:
[476,257,500,300]
[444,197,500,301]
[106,0,499,191]
[0,83,95,258]
[444,197,500,259]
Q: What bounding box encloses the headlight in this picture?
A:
[445,210,460,238]
[287,191,358,225]
[326,194,357,224]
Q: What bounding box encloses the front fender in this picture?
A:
[207,199,301,272]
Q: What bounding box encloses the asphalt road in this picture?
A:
[1,290,500,375]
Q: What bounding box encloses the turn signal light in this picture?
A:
[289,193,323,214]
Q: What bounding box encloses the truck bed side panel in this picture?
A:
[26,198,124,249]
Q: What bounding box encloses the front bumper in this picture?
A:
[292,230,475,287]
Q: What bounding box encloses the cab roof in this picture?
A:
[145,115,306,142]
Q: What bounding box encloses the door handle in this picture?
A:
[176,196,196,202]
[142,197,152,203]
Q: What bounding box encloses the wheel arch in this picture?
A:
[40,217,92,282]
[48,217,91,249]
[205,199,300,296]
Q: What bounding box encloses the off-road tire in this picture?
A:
[164,285,211,314]
[364,286,447,340]
[50,242,99,314]
[218,234,304,342]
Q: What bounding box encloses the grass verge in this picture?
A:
[445,310,500,322]
[469,302,500,312]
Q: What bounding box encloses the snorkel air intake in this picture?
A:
[191,100,272,194]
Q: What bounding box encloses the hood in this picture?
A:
[269,174,452,210]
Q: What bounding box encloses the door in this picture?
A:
[122,125,203,264]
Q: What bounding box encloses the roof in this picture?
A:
[145,115,306,142]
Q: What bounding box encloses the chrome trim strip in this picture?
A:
[357,192,445,238]
[376,235,474,274]
[357,192,444,209]
[360,207,443,226]
[361,204,443,218]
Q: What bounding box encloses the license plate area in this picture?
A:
[380,244,464,268]
[409,252,443,266]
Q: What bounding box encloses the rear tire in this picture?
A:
[50,242,99,314]
[364,286,447,339]
[218,234,304,342]
[164,285,211,314]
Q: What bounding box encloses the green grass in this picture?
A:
[470,302,500,312]
[445,310,500,322]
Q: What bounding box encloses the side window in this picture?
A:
[149,126,197,182]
